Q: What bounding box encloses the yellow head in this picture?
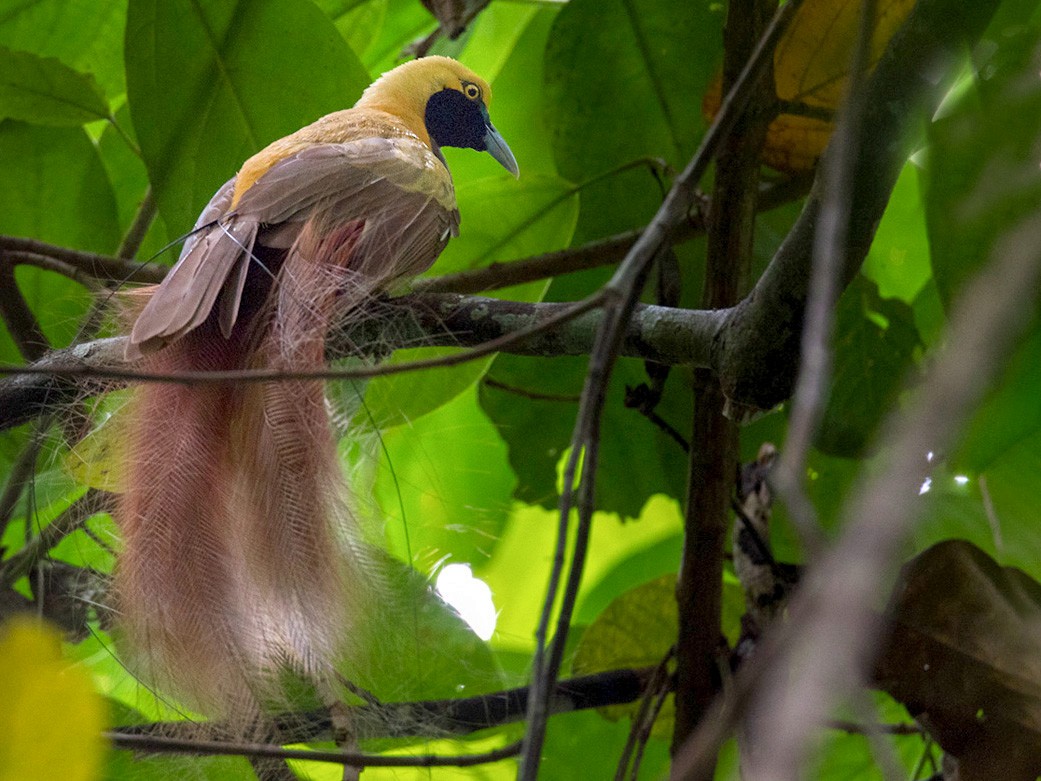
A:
[357,56,518,176]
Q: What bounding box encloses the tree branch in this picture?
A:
[0,236,167,286]
[114,667,654,744]
[0,294,724,432]
[714,0,999,416]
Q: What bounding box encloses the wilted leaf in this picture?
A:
[703,0,915,171]
[875,539,1041,780]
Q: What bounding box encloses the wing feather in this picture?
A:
[127,133,458,357]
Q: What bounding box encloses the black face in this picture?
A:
[424,87,488,151]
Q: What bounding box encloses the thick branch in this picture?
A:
[0,236,167,285]
[115,668,653,744]
[714,0,997,414]
[0,294,723,432]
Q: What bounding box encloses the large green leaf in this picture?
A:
[361,173,579,428]
[314,0,388,61]
[479,354,691,519]
[349,552,503,704]
[925,39,1041,560]
[125,0,370,235]
[0,1,126,100]
[356,0,436,74]
[543,0,719,180]
[371,385,517,573]
[0,122,120,355]
[926,41,1041,308]
[861,162,932,303]
[815,275,922,458]
[0,47,109,126]
[96,102,171,263]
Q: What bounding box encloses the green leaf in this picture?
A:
[543,0,720,180]
[361,173,579,428]
[355,0,436,74]
[573,573,679,681]
[0,2,126,100]
[372,385,516,572]
[349,551,503,703]
[0,122,120,354]
[0,47,109,126]
[480,355,690,518]
[97,102,171,262]
[816,276,922,458]
[861,163,931,303]
[125,0,370,235]
[926,41,1041,308]
[314,0,388,59]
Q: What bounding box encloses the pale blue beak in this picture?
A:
[484,122,519,178]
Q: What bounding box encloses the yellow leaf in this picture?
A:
[64,397,131,493]
[0,618,107,781]
[703,0,915,172]
[572,574,678,738]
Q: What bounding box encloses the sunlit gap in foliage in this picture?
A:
[919,451,935,495]
[435,563,497,641]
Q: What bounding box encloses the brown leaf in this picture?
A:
[702,0,914,172]
[874,539,1041,781]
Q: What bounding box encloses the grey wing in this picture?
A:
[237,139,459,285]
[128,138,458,357]
[128,179,260,357]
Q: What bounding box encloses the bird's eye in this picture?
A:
[463,83,481,101]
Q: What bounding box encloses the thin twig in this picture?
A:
[672,214,1041,781]
[116,188,157,260]
[117,667,655,743]
[0,236,167,285]
[0,262,51,362]
[614,648,674,781]
[518,3,804,777]
[0,489,115,584]
[109,733,522,769]
[771,0,878,549]
[0,435,41,539]
[1,295,606,387]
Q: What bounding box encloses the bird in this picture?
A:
[113,55,518,722]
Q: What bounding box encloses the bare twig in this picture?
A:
[771,0,878,548]
[0,296,725,432]
[0,262,50,362]
[0,436,41,539]
[673,0,774,763]
[116,188,157,261]
[117,667,655,743]
[0,236,166,285]
[109,732,521,769]
[672,213,1041,780]
[0,489,115,584]
[518,3,804,777]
